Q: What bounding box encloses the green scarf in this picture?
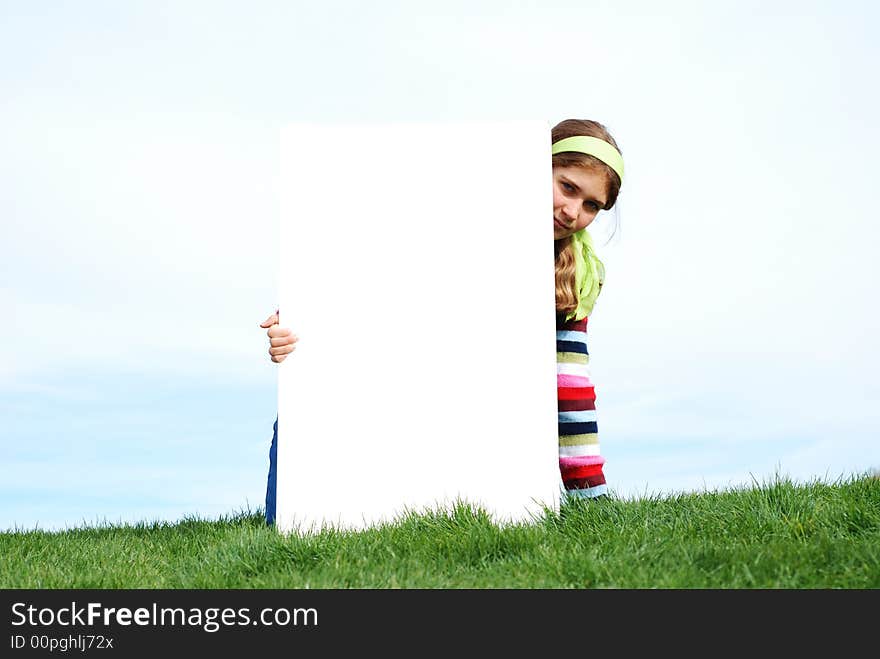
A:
[566,228,605,322]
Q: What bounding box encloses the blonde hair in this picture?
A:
[552,119,623,319]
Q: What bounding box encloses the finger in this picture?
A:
[270,343,296,354]
[259,313,279,328]
[269,345,295,357]
[267,327,293,340]
[270,335,298,348]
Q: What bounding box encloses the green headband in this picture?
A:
[551,135,624,183]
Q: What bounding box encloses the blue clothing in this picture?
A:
[264,416,278,526]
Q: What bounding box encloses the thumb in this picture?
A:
[259,313,279,328]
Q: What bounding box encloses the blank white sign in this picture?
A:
[277,120,561,534]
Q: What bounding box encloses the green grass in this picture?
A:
[3,473,878,588]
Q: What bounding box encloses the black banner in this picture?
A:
[1,589,872,655]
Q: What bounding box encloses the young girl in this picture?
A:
[259,118,623,524]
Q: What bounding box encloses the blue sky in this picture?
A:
[2,0,879,531]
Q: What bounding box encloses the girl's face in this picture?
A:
[552,165,608,240]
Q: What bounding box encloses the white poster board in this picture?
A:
[277,120,560,533]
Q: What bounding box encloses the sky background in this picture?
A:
[2,0,878,531]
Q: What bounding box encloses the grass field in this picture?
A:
[3,473,878,588]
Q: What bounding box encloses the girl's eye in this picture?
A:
[585,201,599,212]
[561,182,574,192]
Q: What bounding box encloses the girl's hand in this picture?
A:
[259,312,299,363]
